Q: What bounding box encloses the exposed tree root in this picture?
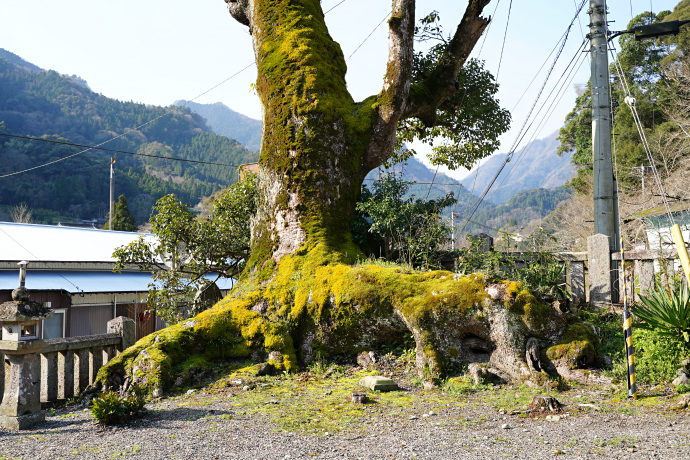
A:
[97,244,602,396]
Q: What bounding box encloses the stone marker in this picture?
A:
[358,375,398,391]
[351,392,367,404]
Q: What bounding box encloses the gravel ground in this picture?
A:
[1,385,689,460]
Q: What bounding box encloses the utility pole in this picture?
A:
[589,0,620,252]
[109,157,116,231]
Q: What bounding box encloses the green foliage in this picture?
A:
[558,8,690,188]
[103,194,137,231]
[632,328,690,383]
[0,57,258,223]
[113,174,258,323]
[355,172,456,269]
[464,187,572,236]
[395,12,511,170]
[633,281,690,342]
[457,228,570,300]
[91,385,146,426]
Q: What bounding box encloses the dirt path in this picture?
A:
[1,367,689,459]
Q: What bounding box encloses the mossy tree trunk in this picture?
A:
[97,1,605,395]
[228,0,490,268]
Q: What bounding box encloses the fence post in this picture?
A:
[635,259,655,301]
[107,316,136,351]
[588,234,612,309]
[569,261,586,301]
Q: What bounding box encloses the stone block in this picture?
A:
[74,349,89,395]
[569,261,585,301]
[57,350,74,400]
[40,352,58,402]
[89,347,103,384]
[588,234,612,308]
[358,375,398,392]
[0,353,44,429]
[107,316,136,351]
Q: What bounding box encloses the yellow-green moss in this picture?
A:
[545,323,599,368]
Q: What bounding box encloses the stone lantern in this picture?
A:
[0,261,53,429]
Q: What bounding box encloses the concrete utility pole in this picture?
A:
[588,0,620,252]
[109,157,115,231]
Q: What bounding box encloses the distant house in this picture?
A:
[0,223,233,341]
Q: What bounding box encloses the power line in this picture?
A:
[0,62,256,180]
[486,38,588,201]
[347,12,390,60]
[0,225,83,294]
[0,133,244,169]
[457,0,588,234]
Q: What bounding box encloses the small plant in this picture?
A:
[632,329,690,383]
[633,282,690,342]
[676,384,690,394]
[91,384,146,426]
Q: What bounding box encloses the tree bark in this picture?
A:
[223,0,491,269]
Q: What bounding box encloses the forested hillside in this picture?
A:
[460,131,574,205]
[174,100,262,151]
[0,50,258,224]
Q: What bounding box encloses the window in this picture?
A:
[42,306,66,339]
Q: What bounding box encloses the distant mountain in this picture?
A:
[460,131,574,204]
[0,49,258,224]
[0,49,42,72]
[175,100,262,152]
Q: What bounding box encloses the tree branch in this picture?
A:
[362,0,416,172]
[224,0,251,27]
[404,0,491,125]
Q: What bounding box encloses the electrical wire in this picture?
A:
[0,225,83,294]
[347,12,390,60]
[487,38,588,201]
[0,133,245,169]
[609,45,675,224]
[324,0,348,15]
[457,1,588,234]
[0,62,256,180]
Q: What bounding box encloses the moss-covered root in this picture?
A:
[96,291,297,397]
[97,250,603,396]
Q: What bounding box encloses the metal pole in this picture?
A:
[109,157,115,231]
[589,0,619,251]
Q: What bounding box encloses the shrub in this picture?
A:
[632,329,690,384]
[632,282,690,342]
[91,385,146,425]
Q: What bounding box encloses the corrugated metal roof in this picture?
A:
[0,222,155,262]
[0,270,235,294]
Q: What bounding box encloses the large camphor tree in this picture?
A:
[98,0,600,394]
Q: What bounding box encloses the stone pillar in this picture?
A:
[74,349,89,395]
[89,347,103,384]
[0,353,4,400]
[588,234,612,309]
[40,352,58,402]
[57,351,74,400]
[103,346,117,363]
[0,353,44,429]
[569,261,585,301]
[636,259,655,301]
[107,316,136,351]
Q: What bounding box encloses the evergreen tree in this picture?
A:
[104,194,137,231]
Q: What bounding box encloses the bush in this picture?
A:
[632,329,690,384]
[91,385,146,425]
[633,282,690,342]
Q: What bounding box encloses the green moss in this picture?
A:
[545,323,599,369]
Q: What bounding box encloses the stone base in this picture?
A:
[0,411,45,430]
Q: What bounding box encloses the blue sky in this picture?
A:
[0,0,681,179]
